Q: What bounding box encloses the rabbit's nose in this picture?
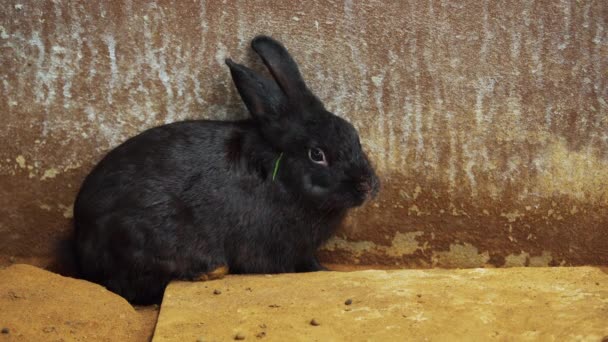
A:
[357,176,380,199]
[356,181,372,193]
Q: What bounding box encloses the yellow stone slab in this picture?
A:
[154,267,608,341]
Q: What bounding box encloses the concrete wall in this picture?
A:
[1,0,607,270]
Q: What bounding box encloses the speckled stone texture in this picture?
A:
[0,264,154,341]
[1,1,607,269]
[154,267,608,341]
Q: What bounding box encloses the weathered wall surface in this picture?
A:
[1,0,607,270]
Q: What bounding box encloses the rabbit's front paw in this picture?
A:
[195,265,229,281]
[296,257,328,272]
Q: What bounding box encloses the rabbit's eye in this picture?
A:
[308,148,327,166]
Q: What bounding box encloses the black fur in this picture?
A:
[73,36,379,304]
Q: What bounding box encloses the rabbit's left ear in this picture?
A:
[225,58,286,123]
[226,58,299,149]
[226,36,325,149]
[251,35,314,102]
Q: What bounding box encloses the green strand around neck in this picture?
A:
[272,153,284,181]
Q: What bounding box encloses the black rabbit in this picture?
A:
[73,35,379,304]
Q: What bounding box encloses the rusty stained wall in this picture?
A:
[0,0,607,270]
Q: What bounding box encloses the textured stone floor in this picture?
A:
[0,264,157,341]
[154,267,608,341]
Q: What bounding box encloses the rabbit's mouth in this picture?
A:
[355,176,380,200]
[300,169,380,209]
[335,176,381,208]
[351,183,379,207]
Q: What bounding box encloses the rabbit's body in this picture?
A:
[75,120,342,303]
[74,36,378,304]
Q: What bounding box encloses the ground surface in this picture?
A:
[0,264,157,341]
[155,267,608,341]
[1,264,607,341]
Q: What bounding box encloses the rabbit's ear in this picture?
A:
[251,36,310,100]
[226,58,286,122]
